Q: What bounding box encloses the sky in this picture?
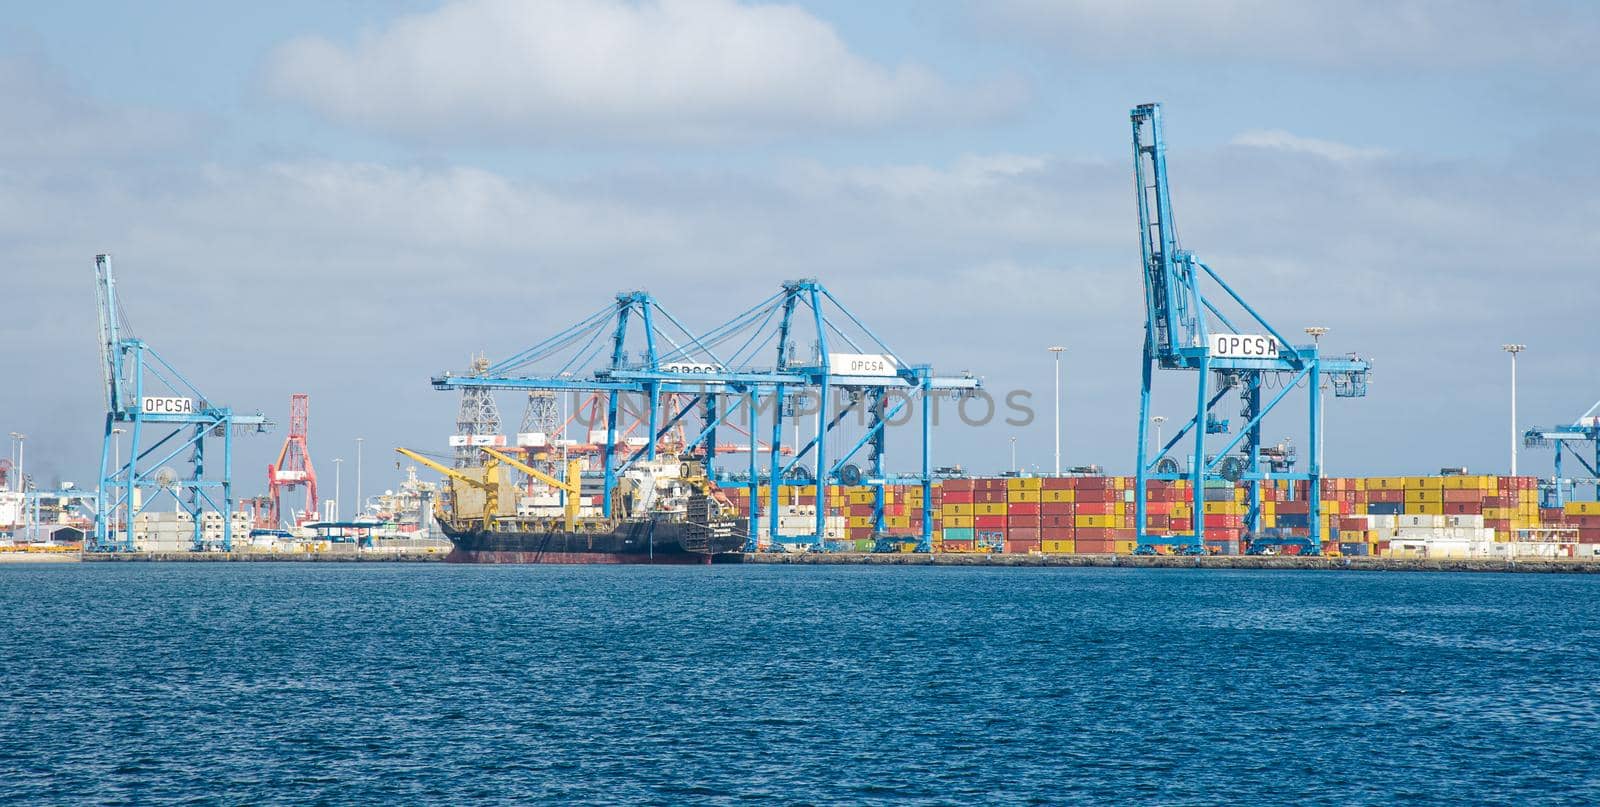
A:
[2,0,1597,503]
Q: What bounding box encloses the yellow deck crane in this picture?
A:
[394,447,505,531]
[479,447,583,531]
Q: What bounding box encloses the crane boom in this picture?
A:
[396,446,502,524]
[395,447,492,487]
[479,447,580,493]
[479,447,582,530]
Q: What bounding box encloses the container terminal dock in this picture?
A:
[5,103,1600,569]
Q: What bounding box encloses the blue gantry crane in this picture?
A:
[1129,104,1372,555]
[93,255,270,551]
[675,279,980,550]
[433,290,728,524]
[1524,399,1600,506]
[432,280,979,552]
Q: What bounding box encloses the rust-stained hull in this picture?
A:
[438,513,745,565]
[443,547,725,564]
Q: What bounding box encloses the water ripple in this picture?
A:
[0,564,1596,804]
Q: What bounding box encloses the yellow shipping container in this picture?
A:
[884,516,910,529]
[1447,475,1497,491]
[1114,540,1138,555]
[1076,514,1118,528]
[848,516,874,529]
[1041,489,1075,503]
[1007,477,1043,491]
[1566,501,1600,516]
[1041,539,1075,554]
[943,503,973,516]
[1203,501,1245,515]
[1007,490,1041,503]
[944,515,973,528]
[848,491,874,505]
[974,503,1006,516]
[1114,477,1128,490]
[1405,489,1443,503]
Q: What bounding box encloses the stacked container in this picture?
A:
[707,474,1568,557]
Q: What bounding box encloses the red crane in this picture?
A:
[267,393,319,527]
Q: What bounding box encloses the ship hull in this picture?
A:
[439,517,745,565]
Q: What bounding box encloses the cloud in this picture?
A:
[0,55,196,161]
[2,112,1596,485]
[265,0,1017,144]
[1230,130,1388,163]
[979,1,1600,69]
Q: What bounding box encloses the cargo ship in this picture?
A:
[396,446,746,564]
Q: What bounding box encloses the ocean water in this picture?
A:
[2,564,1598,805]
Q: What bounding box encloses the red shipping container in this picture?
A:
[1041,477,1075,490]
[1076,489,1118,503]
[1040,502,1074,515]
[941,540,975,552]
[942,491,974,504]
[1443,489,1484,503]
[973,515,1006,529]
[1073,478,1115,490]
[1076,502,1117,515]
[1277,500,1310,515]
[976,491,1007,503]
[1008,527,1040,540]
[1004,539,1040,554]
[944,479,975,492]
[1041,515,1074,528]
[1040,526,1073,539]
[1204,514,1242,528]
[1076,539,1115,553]
[1008,502,1041,516]
[1146,515,1170,529]
[1443,502,1481,515]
